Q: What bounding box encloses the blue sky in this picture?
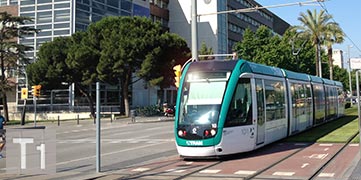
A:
[256,0,361,58]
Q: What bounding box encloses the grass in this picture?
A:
[284,106,360,143]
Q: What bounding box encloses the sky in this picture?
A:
[255,0,361,58]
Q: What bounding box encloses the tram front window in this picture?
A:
[179,81,226,126]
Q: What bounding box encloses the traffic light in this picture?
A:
[32,85,42,97]
[173,65,182,88]
[21,88,28,100]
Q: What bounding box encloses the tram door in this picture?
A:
[255,79,265,145]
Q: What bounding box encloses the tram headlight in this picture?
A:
[178,129,186,137]
[204,129,217,137]
[210,129,217,136]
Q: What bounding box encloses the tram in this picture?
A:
[174,59,345,157]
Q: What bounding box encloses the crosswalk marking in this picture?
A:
[318,173,335,177]
[166,169,186,173]
[319,143,333,146]
[234,170,256,175]
[132,167,150,172]
[272,171,295,176]
[199,169,221,174]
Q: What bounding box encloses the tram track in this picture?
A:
[243,130,360,180]
[243,144,308,180]
[119,158,183,179]
[308,131,359,180]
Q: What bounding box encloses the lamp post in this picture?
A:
[191,0,198,61]
[348,45,353,106]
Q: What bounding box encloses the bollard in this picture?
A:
[110,113,113,123]
[58,115,60,126]
[131,110,136,123]
[77,114,79,125]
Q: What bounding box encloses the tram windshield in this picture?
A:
[178,72,229,126]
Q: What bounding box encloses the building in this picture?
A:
[0,0,152,111]
[350,58,361,70]
[169,0,290,54]
[1,0,291,114]
[332,49,344,69]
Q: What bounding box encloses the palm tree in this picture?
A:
[293,9,335,78]
[324,23,344,80]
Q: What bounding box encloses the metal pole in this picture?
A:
[34,96,37,127]
[348,45,353,106]
[356,71,361,156]
[317,43,322,78]
[191,0,198,61]
[96,82,101,173]
[21,68,29,126]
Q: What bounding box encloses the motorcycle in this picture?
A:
[164,106,175,117]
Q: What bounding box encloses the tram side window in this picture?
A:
[225,78,252,127]
[265,80,286,121]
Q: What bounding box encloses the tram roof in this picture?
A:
[323,78,335,85]
[335,81,343,87]
[282,69,310,82]
[309,75,324,83]
[187,60,238,72]
[241,60,284,77]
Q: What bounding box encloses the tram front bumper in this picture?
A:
[176,145,217,157]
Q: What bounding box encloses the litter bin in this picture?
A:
[0,115,4,130]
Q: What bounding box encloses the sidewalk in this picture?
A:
[350,157,361,180]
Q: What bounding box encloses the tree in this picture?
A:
[293,9,336,77]
[137,33,190,106]
[138,33,190,88]
[233,26,318,76]
[0,12,37,122]
[90,16,171,117]
[233,28,257,62]
[27,37,72,89]
[199,42,214,60]
[324,23,344,80]
[66,31,100,117]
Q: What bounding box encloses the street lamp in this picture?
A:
[191,0,198,61]
[348,45,353,106]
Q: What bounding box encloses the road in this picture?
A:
[0,117,359,180]
[0,117,178,179]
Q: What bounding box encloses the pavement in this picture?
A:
[350,158,361,180]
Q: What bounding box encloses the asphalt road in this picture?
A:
[0,117,178,177]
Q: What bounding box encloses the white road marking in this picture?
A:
[234,170,256,175]
[318,173,335,177]
[199,169,221,174]
[319,143,333,146]
[132,167,150,172]
[166,169,186,173]
[56,141,170,165]
[272,171,295,176]
[349,144,359,147]
[324,148,329,151]
[185,162,193,165]
[301,163,309,168]
[307,153,328,159]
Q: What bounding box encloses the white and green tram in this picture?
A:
[174,60,345,157]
